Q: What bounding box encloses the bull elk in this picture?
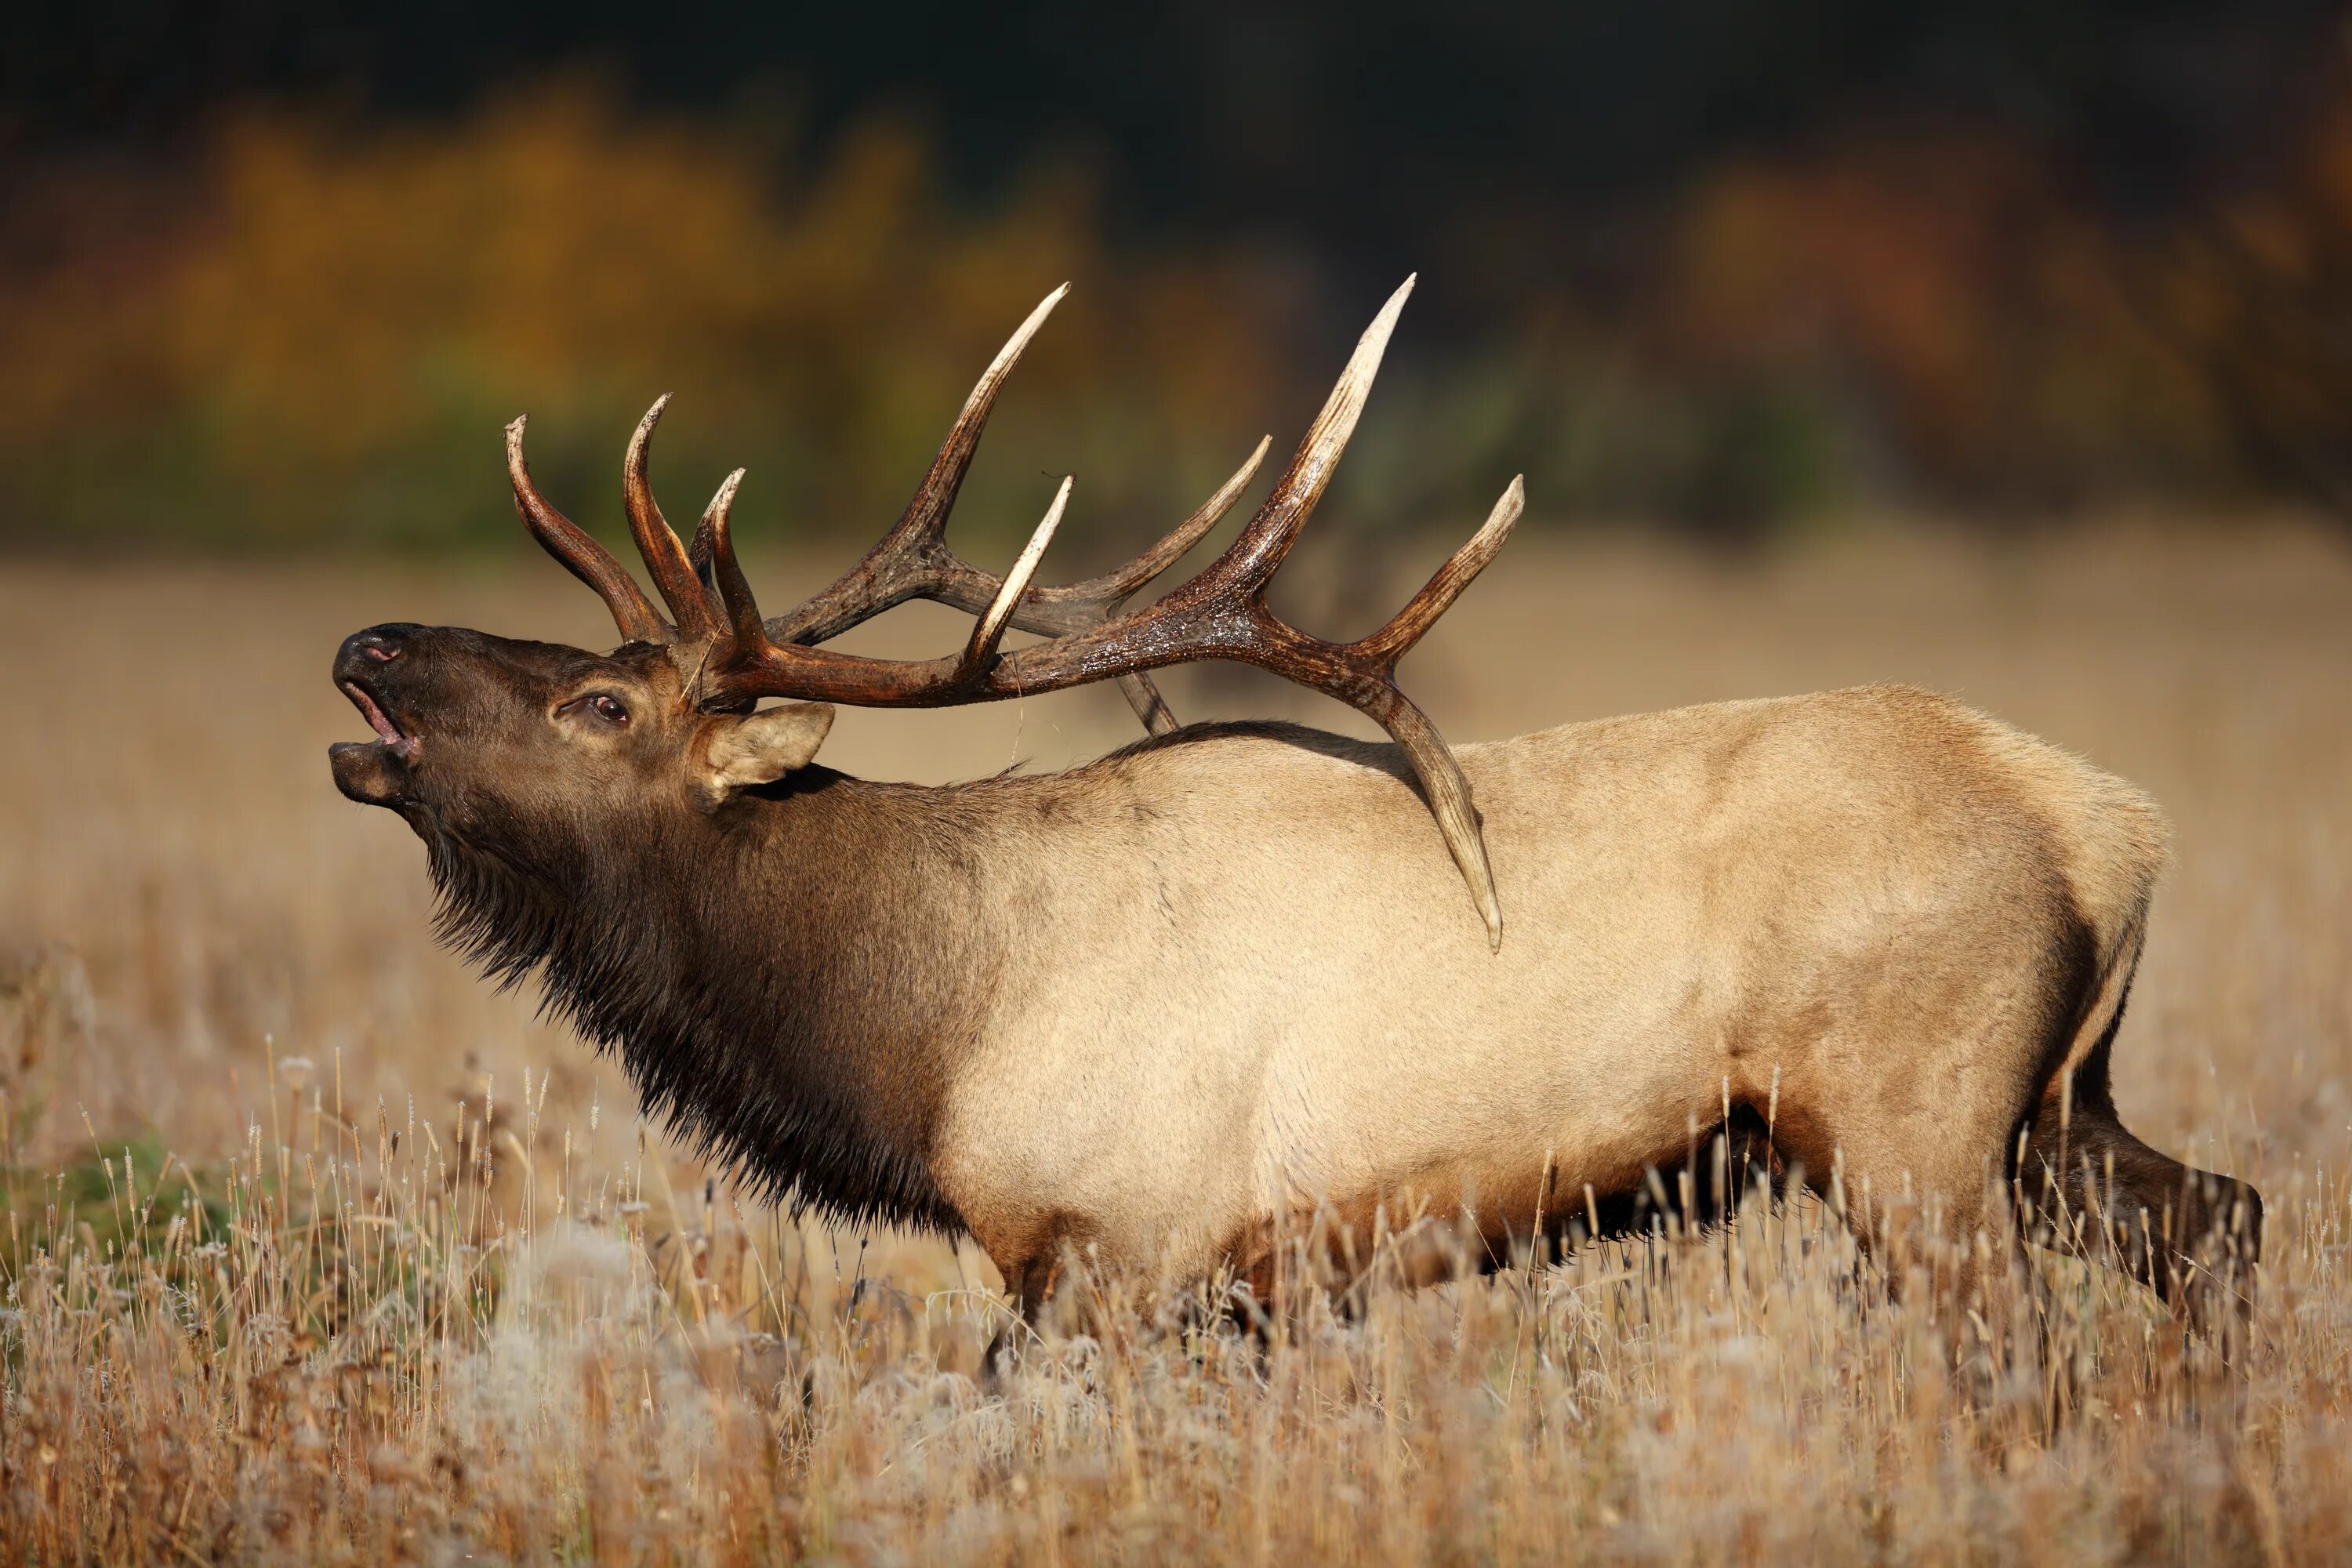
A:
[331,278,2259,1338]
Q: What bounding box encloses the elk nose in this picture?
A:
[335,626,419,682]
[343,628,403,663]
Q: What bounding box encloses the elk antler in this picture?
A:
[753,286,1270,735]
[506,278,1523,946]
[710,278,1520,943]
[507,418,672,644]
[512,287,1269,732]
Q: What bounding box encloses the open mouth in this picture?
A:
[341,681,419,760]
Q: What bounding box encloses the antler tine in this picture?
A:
[764,285,1071,648]
[1357,476,1525,670]
[1317,475,1525,949]
[953,477,1072,683]
[684,513,720,601]
[1362,695,1501,947]
[1214,274,1414,594]
[908,284,1070,546]
[623,397,719,641]
[702,468,759,648]
[1033,435,1273,611]
[506,416,671,645]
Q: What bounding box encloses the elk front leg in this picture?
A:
[982,1236,1076,1385]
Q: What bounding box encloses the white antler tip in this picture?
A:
[707,468,746,517]
[961,477,1074,673]
[1038,474,1073,538]
[1009,479,1071,583]
[1025,285,1072,326]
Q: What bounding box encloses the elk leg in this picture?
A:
[982,1254,1049,1384]
[1764,1098,2020,1316]
[2017,1090,2263,1331]
[982,1230,1087,1385]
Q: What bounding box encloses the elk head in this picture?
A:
[332,278,1525,942]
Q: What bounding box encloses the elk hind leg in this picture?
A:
[2017,1085,2262,1330]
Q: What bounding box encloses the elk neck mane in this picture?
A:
[414,764,1012,1234]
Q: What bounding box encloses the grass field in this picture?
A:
[3,521,2350,1563]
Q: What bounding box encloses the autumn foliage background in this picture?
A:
[9,16,2352,557]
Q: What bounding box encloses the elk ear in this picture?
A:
[695,703,835,806]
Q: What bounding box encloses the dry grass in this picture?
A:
[2,521,2350,1564]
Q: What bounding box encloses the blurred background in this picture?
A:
[8,1,2352,559]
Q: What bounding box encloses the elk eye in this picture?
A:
[584,694,629,726]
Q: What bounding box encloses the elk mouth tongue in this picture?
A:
[341,681,419,760]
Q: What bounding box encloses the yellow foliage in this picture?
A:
[0,83,1283,548]
[10,78,2352,543]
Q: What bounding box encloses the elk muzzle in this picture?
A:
[331,625,422,805]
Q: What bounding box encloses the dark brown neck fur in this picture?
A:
[420,768,999,1232]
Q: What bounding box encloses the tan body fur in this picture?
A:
[925,684,2202,1307]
